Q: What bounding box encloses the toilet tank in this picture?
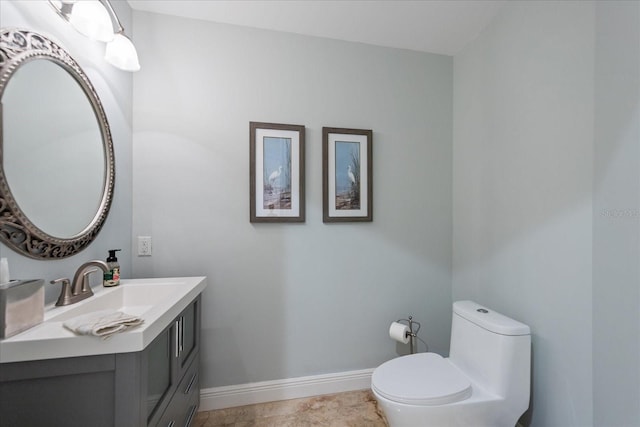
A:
[449,301,531,399]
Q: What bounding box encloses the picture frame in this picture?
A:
[250,122,305,223]
[322,127,373,223]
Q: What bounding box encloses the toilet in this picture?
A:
[371,301,531,427]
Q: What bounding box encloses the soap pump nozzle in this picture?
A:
[107,249,121,262]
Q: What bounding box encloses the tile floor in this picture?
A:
[194,389,389,426]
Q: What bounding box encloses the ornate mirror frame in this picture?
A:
[0,28,115,259]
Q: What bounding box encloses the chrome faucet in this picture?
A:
[50,260,109,306]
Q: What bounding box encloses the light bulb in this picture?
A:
[105,33,141,72]
[69,1,114,42]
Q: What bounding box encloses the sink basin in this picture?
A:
[47,282,183,322]
[0,276,207,363]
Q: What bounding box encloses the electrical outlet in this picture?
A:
[137,236,152,256]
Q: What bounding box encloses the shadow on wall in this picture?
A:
[195,224,291,387]
[517,346,535,427]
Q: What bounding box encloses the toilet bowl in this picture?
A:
[371,301,531,427]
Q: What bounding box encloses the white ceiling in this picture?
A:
[127,0,507,56]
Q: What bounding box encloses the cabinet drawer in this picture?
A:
[154,354,199,427]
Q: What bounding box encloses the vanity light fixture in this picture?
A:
[49,0,141,72]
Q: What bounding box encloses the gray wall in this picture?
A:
[131,11,453,387]
[453,2,595,426]
[593,1,640,426]
[0,1,133,304]
[454,1,640,426]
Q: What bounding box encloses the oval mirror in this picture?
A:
[0,28,115,259]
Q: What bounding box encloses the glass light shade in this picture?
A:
[69,1,114,42]
[105,33,141,72]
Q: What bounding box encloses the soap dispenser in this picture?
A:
[103,249,121,287]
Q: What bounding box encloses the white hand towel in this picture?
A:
[63,309,144,339]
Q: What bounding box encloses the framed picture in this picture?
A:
[323,127,372,222]
[250,122,305,223]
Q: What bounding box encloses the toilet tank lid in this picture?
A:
[453,301,530,336]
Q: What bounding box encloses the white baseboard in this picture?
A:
[199,368,375,411]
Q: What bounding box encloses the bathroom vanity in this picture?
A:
[0,277,206,427]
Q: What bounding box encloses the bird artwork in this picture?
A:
[347,165,356,186]
[268,166,283,192]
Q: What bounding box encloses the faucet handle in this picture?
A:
[81,269,99,293]
[50,278,72,307]
[50,277,70,287]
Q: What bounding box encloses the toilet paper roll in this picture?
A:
[389,321,410,344]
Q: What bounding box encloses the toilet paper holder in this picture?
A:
[396,315,421,354]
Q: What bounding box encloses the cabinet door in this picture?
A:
[145,327,174,422]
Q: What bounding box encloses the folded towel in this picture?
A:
[63,309,144,339]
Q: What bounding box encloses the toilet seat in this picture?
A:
[371,353,472,406]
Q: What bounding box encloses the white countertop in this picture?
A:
[0,276,207,364]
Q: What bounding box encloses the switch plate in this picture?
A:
[137,236,152,256]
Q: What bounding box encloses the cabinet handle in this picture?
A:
[184,372,197,394]
[180,316,184,355]
[184,405,197,427]
[175,319,181,358]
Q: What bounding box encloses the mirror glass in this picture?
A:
[0,28,114,259]
[2,59,105,238]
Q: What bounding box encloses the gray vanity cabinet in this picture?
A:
[0,295,201,427]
